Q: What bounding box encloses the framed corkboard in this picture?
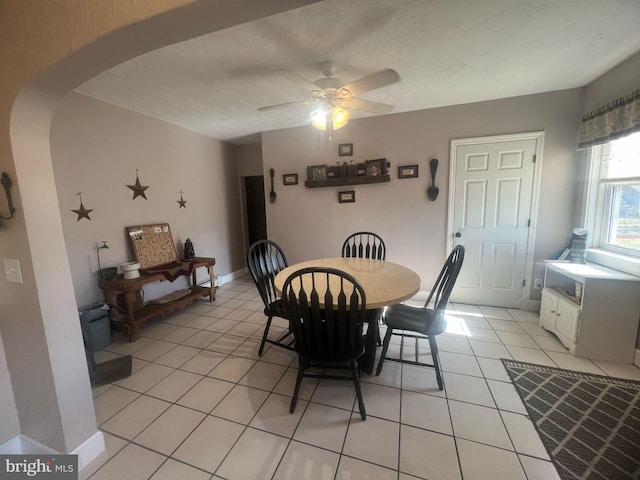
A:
[126,223,177,269]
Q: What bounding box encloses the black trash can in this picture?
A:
[79,302,111,353]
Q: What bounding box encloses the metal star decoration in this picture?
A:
[127,169,149,200]
[71,192,93,221]
[177,190,187,209]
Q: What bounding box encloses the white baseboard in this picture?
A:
[0,433,60,455]
[72,431,105,471]
[0,435,22,454]
[635,348,640,369]
[0,431,104,471]
[214,268,248,287]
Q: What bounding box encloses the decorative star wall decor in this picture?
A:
[127,169,149,200]
[177,190,187,209]
[71,192,93,221]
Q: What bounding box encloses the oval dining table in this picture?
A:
[274,257,421,374]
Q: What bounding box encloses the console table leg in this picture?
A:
[207,265,215,302]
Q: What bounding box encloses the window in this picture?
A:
[590,132,640,256]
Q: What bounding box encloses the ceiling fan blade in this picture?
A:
[257,99,319,112]
[338,69,400,97]
[337,98,394,115]
[277,70,323,93]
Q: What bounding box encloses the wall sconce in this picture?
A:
[0,172,16,225]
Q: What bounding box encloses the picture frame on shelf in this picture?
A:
[307,164,328,181]
[327,164,343,179]
[338,190,355,203]
[356,163,366,176]
[365,158,386,177]
[398,164,419,178]
[338,143,353,156]
[283,173,298,185]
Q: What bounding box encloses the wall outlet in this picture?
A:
[4,258,23,284]
[534,278,543,290]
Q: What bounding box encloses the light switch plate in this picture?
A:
[4,258,23,284]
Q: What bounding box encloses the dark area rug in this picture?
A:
[501,359,640,480]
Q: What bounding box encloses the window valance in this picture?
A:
[577,88,640,150]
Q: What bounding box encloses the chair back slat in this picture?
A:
[282,267,366,363]
[341,232,386,260]
[247,240,288,312]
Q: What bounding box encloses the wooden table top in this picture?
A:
[274,257,421,309]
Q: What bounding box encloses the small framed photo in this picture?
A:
[398,165,419,178]
[283,173,298,185]
[365,158,386,177]
[338,143,353,156]
[307,164,327,181]
[338,190,355,203]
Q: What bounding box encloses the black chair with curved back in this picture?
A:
[247,240,295,356]
[342,231,386,345]
[342,231,386,260]
[376,245,465,390]
[281,267,368,420]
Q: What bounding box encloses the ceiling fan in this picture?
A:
[258,61,400,130]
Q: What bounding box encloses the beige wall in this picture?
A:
[237,143,264,178]
[583,51,640,112]
[50,92,245,307]
[264,88,584,296]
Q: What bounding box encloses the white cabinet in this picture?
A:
[540,288,580,345]
[539,262,640,363]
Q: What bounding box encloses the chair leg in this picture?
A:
[258,315,274,356]
[290,358,306,414]
[428,336,444,390]
[376,327,394,375]
[351,361,366,421]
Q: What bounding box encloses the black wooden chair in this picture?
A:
[342,231,386,260]
[281,267,368,420]
[247,240,295,356]
[342,231,386,345]
[376,245,465,390]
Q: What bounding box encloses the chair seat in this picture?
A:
[384,304,447,337]
[265,299,286,318]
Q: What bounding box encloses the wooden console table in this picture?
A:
[99,257,215,341]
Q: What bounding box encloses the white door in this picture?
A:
[449,133,542,308]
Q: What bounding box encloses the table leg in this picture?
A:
[361,309,381,375]
[207,264,215,301]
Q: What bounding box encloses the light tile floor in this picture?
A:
[82,276,640,480]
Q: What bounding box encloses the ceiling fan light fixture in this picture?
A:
[310,108,328,130]
[310,106,349,131]
[331,107,349,129]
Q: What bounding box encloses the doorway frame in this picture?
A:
[447,131,545,310]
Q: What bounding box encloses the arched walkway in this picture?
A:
[1,0,317,468]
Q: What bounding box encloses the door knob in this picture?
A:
[455,232,462,238]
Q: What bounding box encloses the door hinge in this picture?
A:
[532,154,537,163]
[527,219,531,227]
[522,279,526,287]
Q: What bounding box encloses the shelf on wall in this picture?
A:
[305,175,391,188]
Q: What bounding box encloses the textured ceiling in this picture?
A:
[75,0,640,145]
